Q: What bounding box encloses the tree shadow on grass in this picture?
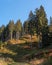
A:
[3,43,38,62]
[0,43,31,62]
[2,42,51,62]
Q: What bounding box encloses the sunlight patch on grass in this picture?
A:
[0,47,17,55]
[0,60,7,65]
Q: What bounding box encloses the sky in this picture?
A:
[0,0,52,26]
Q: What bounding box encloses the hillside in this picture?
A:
[0,38,52,65]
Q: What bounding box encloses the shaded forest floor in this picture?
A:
[0,36,52,65]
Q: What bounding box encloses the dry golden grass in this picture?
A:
[8,35,38,44]
[0,60,7,65]
[7,39,26,44]
[32,36,38,42]
[22,46,30,49]
[23,35,38,42]
[0,47,16,55]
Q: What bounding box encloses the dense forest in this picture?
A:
[0,5,52,46]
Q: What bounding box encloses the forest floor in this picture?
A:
[0,35,52,65]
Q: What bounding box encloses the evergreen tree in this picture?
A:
[15,19,22,40]
[29,11,34,18]
[8,20,14,40]
[0,25,5,41]
[23,21,29,34]
[28,11,37,48]
[28,11,36,35]
[35,5,48,32]
[50,16,52,25]
[35,5,48,47]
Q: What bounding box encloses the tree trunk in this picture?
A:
[30,34,32,48]
[10,31,12,40]
[16,32,19,40]
[38,32,42,48]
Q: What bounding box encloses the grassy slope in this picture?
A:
[0,35,52,65]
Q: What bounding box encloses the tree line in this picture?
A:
[0,5,52,46]
[0,19,22,41]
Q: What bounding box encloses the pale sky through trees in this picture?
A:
[0,0,52,26]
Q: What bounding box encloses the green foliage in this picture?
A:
[28,20,36,35]
[35,5,48,32]
[35,5,49,47]
[28,11,37,35]
[0,25,5,33]
[29,10,34,18]
[50,16,52,25]
[0,25,5,41]
[23,21,29,34]
[15,19,22,39]
[15,19,22,32]
[8,20,14,40]
[8,20,14,32]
